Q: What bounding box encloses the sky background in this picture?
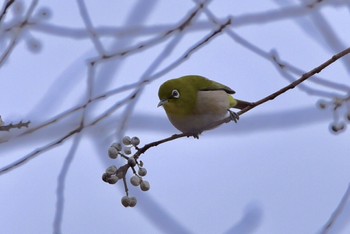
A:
[1,0,350,234]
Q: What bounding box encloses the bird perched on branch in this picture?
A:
[158,75,252,135]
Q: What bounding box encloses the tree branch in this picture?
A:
[135,46,350,158]
[0,120,30,131]
[238,47,350,116]
[0,0,15,23]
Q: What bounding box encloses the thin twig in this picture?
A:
[76,0,106,55]
[53,134,82,234]
[0,120,30,131]
[133,47,350,158]
[134,132,190,160]
[97,3,204,62]
[0,127,81,175]
[238,47,350,115]
[0,0,38,67]
[12,81,144,139]
[271,52,350,93]
[0,0,15,23]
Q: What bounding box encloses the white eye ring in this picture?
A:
[171,89,180,99]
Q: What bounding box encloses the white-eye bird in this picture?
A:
[158,75,252,135]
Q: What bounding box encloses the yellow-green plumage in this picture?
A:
[158,75,250,134]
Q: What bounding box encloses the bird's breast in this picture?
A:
[195,90,230,115]
[165,90,230,133]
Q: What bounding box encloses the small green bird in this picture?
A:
[158,75,252,135]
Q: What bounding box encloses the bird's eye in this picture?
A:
[171,89,180,99]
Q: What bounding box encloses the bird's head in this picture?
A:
[158,77,199,115]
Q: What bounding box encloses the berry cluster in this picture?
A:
[102,136,150,207]
[317,97,350,134]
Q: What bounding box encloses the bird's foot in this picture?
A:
[228,110,239,123]
[189,132,200,139]
[182,131,201,139]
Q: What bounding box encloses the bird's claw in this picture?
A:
[181,131,200,139]
[228,110,239,123]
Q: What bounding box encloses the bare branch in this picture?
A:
[133,46,350,159]
[271,51,350,94]
[0,0,38,67]
[0,0,15,23]
[0,119,30,131]
[53,134,81,234]
[97,3,204,62]
[76,0,106,55]
[238,47,350,116]
[0,127,81,175]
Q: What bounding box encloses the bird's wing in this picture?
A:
[198,80,236,94]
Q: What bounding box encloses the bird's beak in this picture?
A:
[157,99,168,107]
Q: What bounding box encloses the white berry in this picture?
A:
[124,147,132,155]
[130,175,141,186]
[138,167,147,177]
[129,197,137,207]
[106,165,117,175]
[121,196,130,207]
[111,142,122,151]
[131,137,140,146]
[108,147,119,159]
[122,136,131,145]
[140,180,150,191]
[108,175,119,184]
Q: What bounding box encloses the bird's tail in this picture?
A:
[234,99,254,110]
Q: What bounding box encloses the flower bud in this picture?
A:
[330,122,346,133]
[26,37,42,53]
[317,100,327,109]
[35,7,52,20]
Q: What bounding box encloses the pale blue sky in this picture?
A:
[1,1,350,234]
